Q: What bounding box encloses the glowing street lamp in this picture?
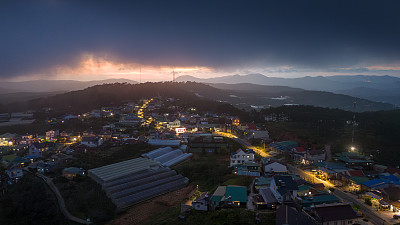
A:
[350,146,355,151]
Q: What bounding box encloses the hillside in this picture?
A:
[190,83,395,112]
[4,82,247,117]
[1,82,395,113]
[177,74,400,105]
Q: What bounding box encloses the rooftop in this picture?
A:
[313,203,358,222]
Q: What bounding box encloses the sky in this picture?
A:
[1,0,400,82]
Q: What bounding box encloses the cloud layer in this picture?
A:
[1,0,400,80]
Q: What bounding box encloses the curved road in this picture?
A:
[214,132,268,157]
[35,173,92,224]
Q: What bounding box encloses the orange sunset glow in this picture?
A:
[49,54,213,81]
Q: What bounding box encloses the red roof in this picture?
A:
[294,147,305,152]
[245,123,257,130]
[347,170,365,177]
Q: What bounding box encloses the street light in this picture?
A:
[350,146,355,151]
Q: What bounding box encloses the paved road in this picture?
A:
[214,132,269,157]
[287,164,334,188]
[334,189,389,225]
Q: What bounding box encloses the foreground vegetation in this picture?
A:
[257,106,400,166]
[174,153,253,192]
[146,207,275,225]
[54,176,116,224]
[0,174,71,225]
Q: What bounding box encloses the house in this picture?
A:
[49,153,73,167]
[259,188,278,209]
[291,147,307,162]
[5,164,23,179]
[1,155,30,167]
[301,194,340,207]
[345,169,365,177]
[28,142,56,158]
[0,133,18,146]
[248,130,269,140]
[270,175,298,203]
[119,114,144,126]
[192,192,210,211]
[81,136,102,147]
[382,187,400,211]
[336,152,373,167]
[309,203,358,225]
[233,162,260,176]
[255,177,273,190]
[36,162,52,174]
[166,119,181,128]
[276,205,317,225]
[45,130,59,141]
[270,141,298,152]
[264,162,288,174]
[210,185,247,208]
[297,184,318,197]
[305,150,326,164]
[230,149,255,167]
[62,167,85,179]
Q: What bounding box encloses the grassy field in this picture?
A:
[70,143,157,170]
[54,176,116,224]
[173,153,253,192]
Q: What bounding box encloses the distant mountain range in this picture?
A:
[0,78,138,93]
[176,74,400,105]
[185,82,394,112]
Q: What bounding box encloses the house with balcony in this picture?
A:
[230,149,255,167]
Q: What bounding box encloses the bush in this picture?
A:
[365,198,372,206]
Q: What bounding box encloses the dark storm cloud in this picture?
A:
[1,0,400,78]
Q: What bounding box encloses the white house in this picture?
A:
[166,119,181,128]
[81,136,102,147]
[230,149,255,167]
[264,162,288,174]
[192,192,210,211]
[6,164,23,179]
[270,175,298,203]
[45,130,59,140]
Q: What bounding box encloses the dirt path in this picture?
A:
[108,185,195,225]
[33,172,92,224]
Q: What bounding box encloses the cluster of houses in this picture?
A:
[187,149,359,225]
[0,131,89,183]
[271,140,400,219]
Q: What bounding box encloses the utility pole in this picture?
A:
[139,65,142,83]
[172,69,175,82]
